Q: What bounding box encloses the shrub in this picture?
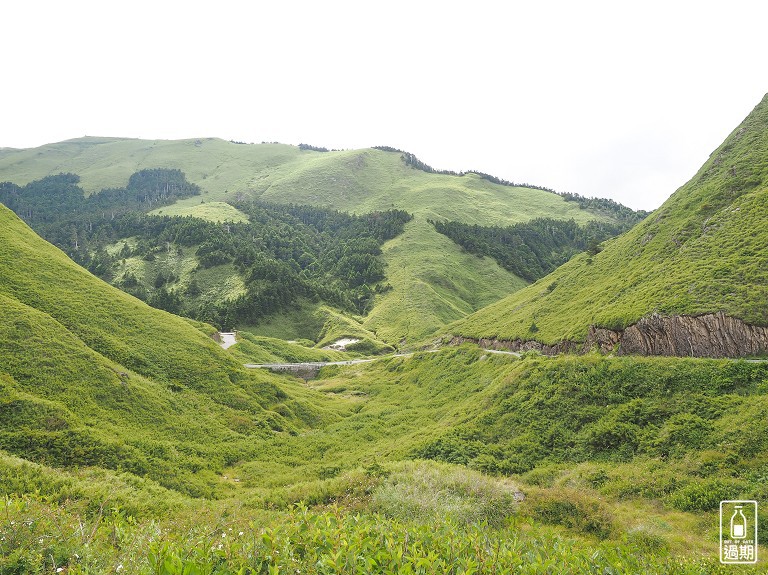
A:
[623,528,670,555]
[580,419,639,459]
[372,460,519,526]
[346,338,392,355]
[668,478,739,511]
[648,413,711,458]
[520,464,567,487]
[524,487,614,539]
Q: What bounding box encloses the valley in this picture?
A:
[2,95,768,573]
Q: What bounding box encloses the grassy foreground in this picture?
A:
[2,455,758,574]
[2,341,767,572]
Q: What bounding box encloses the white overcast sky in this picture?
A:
[3,1,767,211]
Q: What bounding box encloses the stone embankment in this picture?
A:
[452,312,768,358]
[449,336,578,355]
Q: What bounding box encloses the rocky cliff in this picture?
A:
[452,312,768,358]
[587,312,768,358]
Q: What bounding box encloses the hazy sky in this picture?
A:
[3,1,767,211]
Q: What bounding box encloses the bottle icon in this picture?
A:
[731,505,747,539]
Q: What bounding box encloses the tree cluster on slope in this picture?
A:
[0,170,200,224]
[0,173,411,329]
[431,217,630,282]
[559,192,650,223]
[299,143,340,153]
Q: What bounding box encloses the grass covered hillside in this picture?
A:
[251,148,641,344]
[452,93,768,345]
[1,201,765,571]
[4,343,767,572]
[0,204,343,496]
[0,138,644,345]
[0,137,307,199]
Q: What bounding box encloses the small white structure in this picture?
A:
[324,338,360,351]
[218,332,237,349]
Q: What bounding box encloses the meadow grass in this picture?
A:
[225,332,348,364]
[256,148,601,226]
[0,137,307,198]
[238,300,329,341]
[240,302,393,353]
[2,456,762,574]
[150,201,249,223]
[363,218,527,345]
[3,289,767,571]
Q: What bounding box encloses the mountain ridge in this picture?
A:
[0,139,644,345]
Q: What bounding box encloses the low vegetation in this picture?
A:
[4,345,766,571]
[1,213,766,569]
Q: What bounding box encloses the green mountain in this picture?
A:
[451,93,768,357]
[0,203,342,497]
[0,139,643,346]
[2,144,766,572]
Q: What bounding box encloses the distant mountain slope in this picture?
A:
[248,148,641,343]
[0,137,616,227]
[0,204,339,495]
[255,148,603,225]
[451,93,768,356]
[0,137,306,198]
[0,138,644,345]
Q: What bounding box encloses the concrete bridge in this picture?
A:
[244,358,376,379]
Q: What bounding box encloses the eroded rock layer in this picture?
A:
[453,312,768,358]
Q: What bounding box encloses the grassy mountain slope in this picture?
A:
[363,218,527,343]
[0,137,306,198]
[452,93,768,344]
[256,148,600,225]
[251,148,617,343]
[1,201,765,569]
[0,138,628,345]
[0,203,241,389]
[0,204,343,495]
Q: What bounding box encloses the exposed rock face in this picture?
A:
[588,312,768,358]
[454,312,768,358]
